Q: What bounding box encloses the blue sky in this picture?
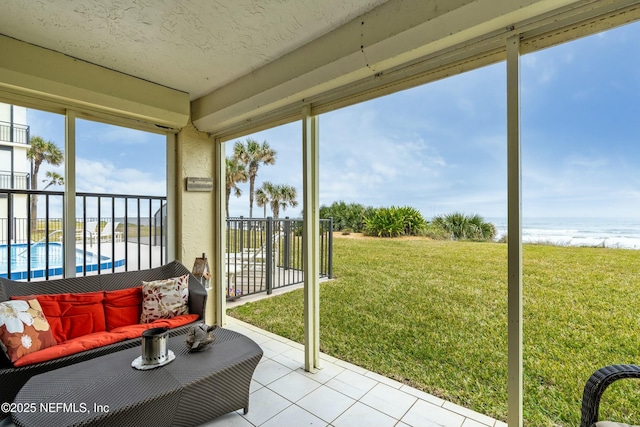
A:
[27,21,640,221]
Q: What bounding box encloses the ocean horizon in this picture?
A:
[487,217,640,250]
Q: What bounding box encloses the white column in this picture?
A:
[63,109,76,277]
[174,123,216,323]
[506,34,523,427]
[302,105,320,372]
[214,137,226,326]
[166,133,177,262]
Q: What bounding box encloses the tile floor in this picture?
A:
[204,317,507,427]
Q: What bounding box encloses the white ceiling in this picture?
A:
[0,0,388,101]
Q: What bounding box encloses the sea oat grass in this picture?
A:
[228,238,640,426]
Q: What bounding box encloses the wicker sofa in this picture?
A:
[0,261,207,418]
[580,364,640,427]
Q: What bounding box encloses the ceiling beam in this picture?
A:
[192,0,582,134]
[0,35,190,129]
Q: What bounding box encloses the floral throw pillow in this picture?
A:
[0,299,57,363]
[140,274,190,323]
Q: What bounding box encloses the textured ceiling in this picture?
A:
[0,0,388,100]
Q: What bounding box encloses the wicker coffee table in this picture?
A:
[12,328,263,427]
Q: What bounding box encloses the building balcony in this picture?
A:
[0,172,30,190]
[0,121,29,145]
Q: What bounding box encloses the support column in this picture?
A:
[175,122,217,324]
[214,137,226,327]
[302,105,320,372]
[166,133,177,262]
[63,109,76,277]
[506,34,523,427]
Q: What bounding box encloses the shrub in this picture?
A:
[363,206,427,237]
[320,201,372,233]
[363,207,405,237]
[396,206,427,235]
[431,212,496,241]
[419,224,451,240]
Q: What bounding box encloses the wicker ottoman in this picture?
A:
[12,328,263,427]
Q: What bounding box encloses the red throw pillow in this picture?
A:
[12,291,106,343]
[0,299,57,364]
[104,287,142,331]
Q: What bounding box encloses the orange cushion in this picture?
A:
[12,314,199,367]
[13,331,126,367]
[12,291,106,343]
[0,299,57,363]
[104,287,142,331]
[110,314,200,338]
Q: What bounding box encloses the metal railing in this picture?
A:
[0,188,334,292]
[0,188,167,280]
[0,121,29,144]
[226,216,333,299]
[0,171,30,190]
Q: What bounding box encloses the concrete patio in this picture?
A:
[210,317,507,427]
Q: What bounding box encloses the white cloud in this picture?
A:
[316,105,452,211]
[521,149,640,218]
[75,158,165,196]
[522,53,556,85]
[77,119,158,145]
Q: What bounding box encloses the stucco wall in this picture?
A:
[175,121,219,324]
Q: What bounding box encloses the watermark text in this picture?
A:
[1,402,109,414]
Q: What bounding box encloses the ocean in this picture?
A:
[487,217,640,250]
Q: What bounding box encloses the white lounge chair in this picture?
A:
[76,221,98,244]
[99,221,123,242]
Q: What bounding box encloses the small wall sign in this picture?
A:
[186,177,213,192]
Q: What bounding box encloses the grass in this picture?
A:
[226,230,306,269]
[228,237,640,426]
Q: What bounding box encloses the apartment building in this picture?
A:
[0,102,30,242]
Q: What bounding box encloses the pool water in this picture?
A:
[0,242,125,280]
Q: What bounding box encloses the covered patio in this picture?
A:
[2,1,640,425]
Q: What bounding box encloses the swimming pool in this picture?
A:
[0,242,126,280]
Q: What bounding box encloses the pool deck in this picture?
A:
[85,239,165,272]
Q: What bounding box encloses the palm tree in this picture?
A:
[467,213,497,240]
[225,156,248,216]
[431,212,496,241]
[255,187,269,218]
[258,181,298,219]
[233,138,276,218]
[27,136,64,231]
[41,171,64,190]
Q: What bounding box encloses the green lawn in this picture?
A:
[228,237,640,426]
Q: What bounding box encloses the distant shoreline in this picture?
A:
[333,231,640,250]
[487,217,640,250]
